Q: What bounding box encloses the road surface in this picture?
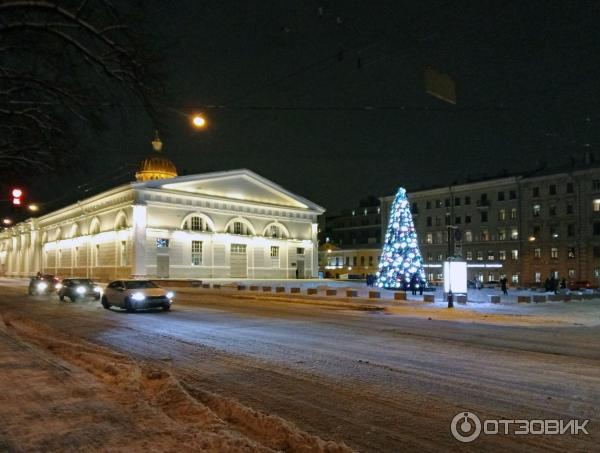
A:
[0,281,598,452]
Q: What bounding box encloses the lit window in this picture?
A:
[437,253,444,261]
[535,272,541,283]
[270,246,279,258]
[498,229,506,241]
[191,241,202,265]
[466,251,473,261]
[499,250,506,260]
[426,233,433,244]
[511,249,519,260]
[269,225,281,238]
[510,228,519,240]
[476,251,483,261]
[593,200,600,212]
[568,268,576,278]
[550,247,558,259]
[487,251,495,260]
[465,230,472,242]
[512,274,519,284]
[510,208,517,220]
[481,230,489,241]
[498,209,506,221]
[533,204,541,217]
[568,247,575,259]
[534,248,541,258]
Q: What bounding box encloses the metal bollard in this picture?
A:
[447,290,453,308]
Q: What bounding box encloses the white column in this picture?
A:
[311,222,318,278]
[132,205,148,278]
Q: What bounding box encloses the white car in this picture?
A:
[101,280,174,312]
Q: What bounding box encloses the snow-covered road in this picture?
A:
[1,282,599,452]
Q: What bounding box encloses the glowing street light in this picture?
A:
[191,114,207,128]
[28,204,39,212]
[2,218,12,225]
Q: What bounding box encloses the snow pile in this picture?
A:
[0,312,353,452]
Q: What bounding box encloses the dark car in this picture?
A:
[58,278,102,302]
[28,274,61,295]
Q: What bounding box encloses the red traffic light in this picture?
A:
[12,198,21,206]
[11,188,22,198]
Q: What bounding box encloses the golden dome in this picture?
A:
[135,133,178,182]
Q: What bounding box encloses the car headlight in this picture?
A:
[75,286,86,295]
[166,291,174,299]
[131,292,145,301]
[94,286,102,293]
[37,282,48,291]
[55,283,63,290]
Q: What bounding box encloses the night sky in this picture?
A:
[23,1,600,213]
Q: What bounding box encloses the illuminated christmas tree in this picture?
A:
[376,187,426,289]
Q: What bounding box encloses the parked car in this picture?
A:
[101,280,174,312]
[58,278,102,302]
[28,274,61,295]
[568,280,597,291]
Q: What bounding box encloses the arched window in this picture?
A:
[181,213,215,232]
[114,211,128,230]
[89,217,101,235]
[225,217,256,236]
[263,222,289,239]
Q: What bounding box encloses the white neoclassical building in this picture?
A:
[0,137,324,281]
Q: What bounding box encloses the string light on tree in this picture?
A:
[376,187,426,289]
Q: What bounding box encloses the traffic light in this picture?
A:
[11,188,22,207]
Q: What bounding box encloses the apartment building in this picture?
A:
[380,159,600,286]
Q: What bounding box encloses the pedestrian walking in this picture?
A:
[500,277,508,295]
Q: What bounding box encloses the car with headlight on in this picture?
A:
[28,274,62,296]
[58,278,102,302]
[101,280,173,312]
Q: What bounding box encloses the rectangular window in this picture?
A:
[512,274,519,284]
[550,247,558,259]
[234,222,243,234]
[534,248,541,258]
[497,191,505,201]
[445,213,451,225]
[444,198,450,207]
[465,230,472,242]
[487,251,495,260]
[594,199,600,212]
[532,187,540,197]
[437,253,444,261]
[353,256,357,266]
[426,233,433,244]
[509,190,517,200]
[454,197,461,206]
[481,230,489,241]
[465,215,472,224]
[498,229,506,241]
[191,216,201,231]
[498,209,506,221]
[566,182,574,193]
[455,216,461,224]
[345,256,350,267]
[568,247,575,259]
[593,180,600,191]
[156,238,169,248]
[499,250,506,261]
[426,201,431,209]
[511,228,519,240]
[297,248,304,255]
[535,272,541,283]
[566,203,574,215]
[270,246,279,258]
[549,184,556,195]
[191,240,203,265]
[550,225,559,239]
[436,199,443,208]
[533,204,541,217]
[510,208,517,220]
[436,231,444,244]
[360,256,365,266]
[568,269,576,278]
[511,249,519,260]
[480,211,488,222]
[476,251,483,261]
[549,205,557,216]
[435,217,442,226]
[465,196,471,205]
[426,216,432,227]
[120,241,128,266]
[466,251,473,261]
[368,256,373,265]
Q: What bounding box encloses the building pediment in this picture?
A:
[136,169,324,212]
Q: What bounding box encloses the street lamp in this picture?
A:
[2,218,12,225]
[192,114,207,128]
[28,204,39,212]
